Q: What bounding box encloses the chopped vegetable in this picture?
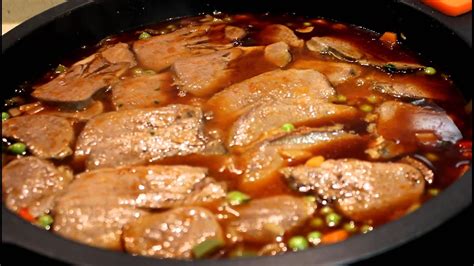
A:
[192,239,224,258]
[384,63,397,72]
[325,212,342,227]
[144,69,156,75]
[310,217,324,228]
[2,112,10,121]
[288,236,309,251]
[320,206,333,215]
[18,208,35,222]
[138,32,152,40]
[38,214,54,229]
[54,64,67,74]
[366,95,379,104]
[305,156,325,167]
[8,142,27,155]
[332,94,347,103]
[379,32,398,47]
[428,188,440,197]
[227,191,251,205]
[343,221,357,233]
[307,231,322,245]
[423,67,437,75]
[303,22,312,26]
[359,104,374,113]
[304,195,317,203]
[360,225,373,234]
[422,0,472,16]
[425,152,439,162]
[281,123,295,132]
[321,230,349,244]
[132,67,144,75]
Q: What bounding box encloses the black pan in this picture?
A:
[2,0,472,265]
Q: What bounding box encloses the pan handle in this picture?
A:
[398,0,472,46]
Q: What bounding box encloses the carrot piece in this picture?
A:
[423,0,472,16]
[379,32,398,46]
[18,208,35,222]
[321,230,349,244]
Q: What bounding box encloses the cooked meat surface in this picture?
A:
[371,81,446,100]
[53,165,224,249]
[207,69,335,121]
[376,101,462,145]
[75,105,207,169]
[292,60,362,85]
[123,207,224,258]
[2,157,73,217]
[259,24,304,47]
[264,42,292,67]
[227,196,315,243]
[100,43,137,66]
[225,25,247,41]
[44,101,104,121]
[172,48,244,96]
[2,114,74,159]
[228,97,359,148]
[112,73,172,110]
[282,159,428,221]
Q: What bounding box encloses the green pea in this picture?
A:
[360,224,373,234]
[138,31,152,40]
[319,206,333,215]
[2,112,10,121]
[343,221,357,233]
[304,196,317,203]
[307,231,322,245]
[38,214,54,229]
[226,191,251,206]
[325,213,342,227]
[424,67,437,75]
[359,104,374,113]
[309,217,324,228]
[288,236,309,251]
[333,94,347,103]
[303,22,312,26]
[428,188,440,197]
[192,239,224,258]
[366,95,379,104]
[132,68,144,75]
[281,123,295,132]
[8,142,26,155]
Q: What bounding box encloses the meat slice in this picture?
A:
[264,42,292,68]
[53,165,225,250]
[228,97,359,148]
[259,24,304,47]
[226,196,315,243]
[2,114,74,159]
[112,73,172,110]
[44,101,104,121]
[292,60,362,85]
[371,81,445,100]
[172,48,244,96]
[32,57,129,109]
[282,159,428,221]
[2,157,73,217]
[100,43,137,66]
[225,25,246,41]
[376,101,462,145]
[307,37,424,72]
[123,207,224,259]
[75,105,207,169]
[239,127,365,193]
[207,69,336,121]
[133,25,233,72]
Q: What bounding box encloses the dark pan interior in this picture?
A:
[2,0,472,265]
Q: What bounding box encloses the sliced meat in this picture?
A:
[282,159,428,221]
[53,165,224,249]
[44,101,104,121]
[239,127,365,193]
[33,56,129,109]
[75,105,207,169]
[292,60,362,85]
[376,101,462,145]
[264,42,292,67]
[172,48,244,96]
[133,25,233,72]
[226,196,315,243]
[2,114,74,159]
[123,207,224,259]
[2,157,73,217]
[307,37,424,71]
[207,69,336,121]
[228,97,359,148]
[371,81,442,100]
[112,73,172,110]
[100,43,137,66]
[225,25,246,41]
[259,24,304,47]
